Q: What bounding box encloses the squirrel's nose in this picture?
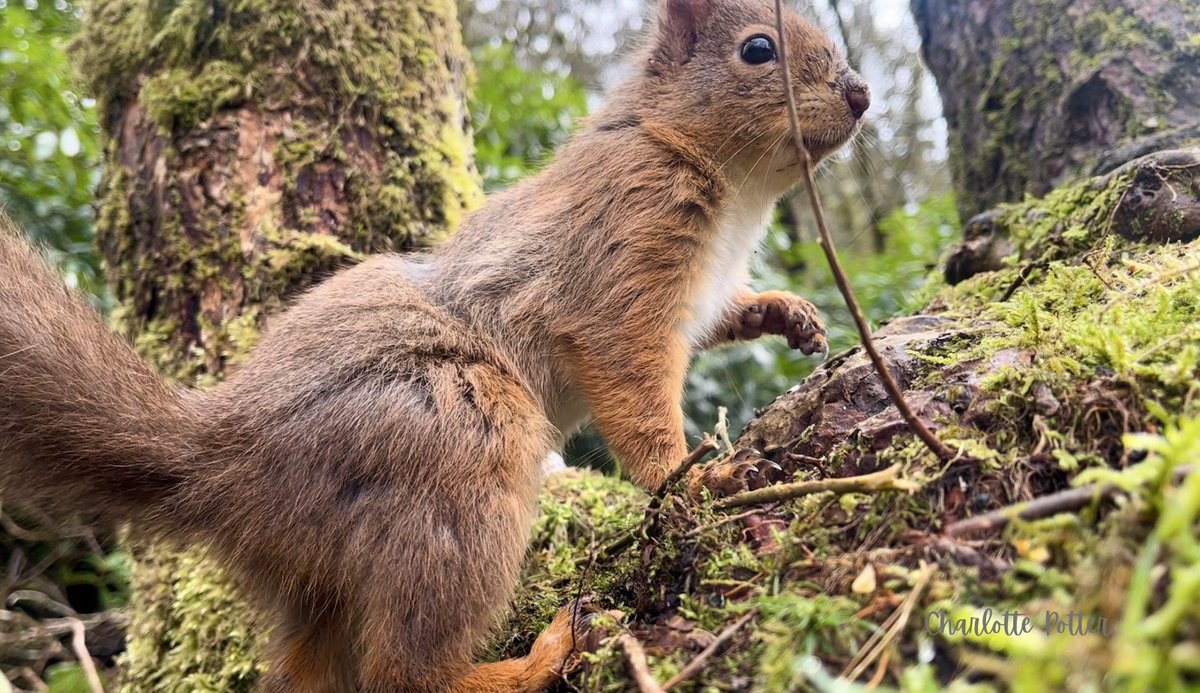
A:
[839,73,870,120]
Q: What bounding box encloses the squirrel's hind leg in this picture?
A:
[446,600,605,692]
[258,607,355,693]
[352,358,592,692]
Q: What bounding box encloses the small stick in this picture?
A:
[683,508,763,538]
[841,562,935,682]
[944,484,1111,537]
[930,537,1010,573]
[714,463,919,511]
[662,611,756,691]
[945,465,1193,537]
[616,634,666,693]
[772,0,955,463]
[67,618,104,693]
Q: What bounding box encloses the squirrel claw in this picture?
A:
[745,292,827,356]
[687,449,762,500]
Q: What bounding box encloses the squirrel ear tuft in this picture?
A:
[652,0,710,71]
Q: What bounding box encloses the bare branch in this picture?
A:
[772,0,956,462]
[616,634,666,693]
[662,611,756,691]
[714,463,919,511]
[67,618,104,693]
[945,465,1193,537]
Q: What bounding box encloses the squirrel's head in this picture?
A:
[640,0,868,187]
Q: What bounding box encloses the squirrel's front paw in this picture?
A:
[686,449,764,500]
[739,291,827,356]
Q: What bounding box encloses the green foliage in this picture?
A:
[469,41,587,191]
[0,0,102,297]
[44,663,94,693]
[756,592,872,691]
[1075,418,1200,690]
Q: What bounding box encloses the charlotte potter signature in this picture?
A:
[926,607,1112,638]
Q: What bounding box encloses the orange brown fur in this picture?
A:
[0,0,867,690]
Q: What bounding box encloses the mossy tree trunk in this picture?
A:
[913,0,1200,284]
[72,0,479,688]
[911,0,1200,221]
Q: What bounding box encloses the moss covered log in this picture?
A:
[911,0,1200,220]
[508,150,1200,692]
[71,0,480,688]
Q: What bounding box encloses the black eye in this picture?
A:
[740,36,776,65]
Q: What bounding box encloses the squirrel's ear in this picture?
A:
[652,0,710,70]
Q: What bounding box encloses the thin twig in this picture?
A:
[999,261,1042,302]
[772,0,955,463]
[841,561,935,682]
[616,634,666,693]
[67,618,103,693]
[714,463,919,511]
[944,485,1111,537]
[6,591,76,618]
[683,509,763,538]
[654,435,720,497]
[662,611,756,691]
[945,465,1193,537]
[930,537,1010,573]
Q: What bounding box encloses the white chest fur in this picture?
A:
[680,186,777,349]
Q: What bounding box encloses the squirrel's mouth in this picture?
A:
[806,121,861,157]
[777,123,861,169]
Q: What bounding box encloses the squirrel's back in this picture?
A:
[0,214,197,529]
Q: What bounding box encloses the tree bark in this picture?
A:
[912,0,1200,221]
[71,0,479,687]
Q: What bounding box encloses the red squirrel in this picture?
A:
[0,0,868,689]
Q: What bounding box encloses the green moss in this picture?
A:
[120,543,268,693]
[79,0,481,258]
[139,62,247,132]
[488,470,646,659]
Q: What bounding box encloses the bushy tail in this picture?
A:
[0,214,195,527]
